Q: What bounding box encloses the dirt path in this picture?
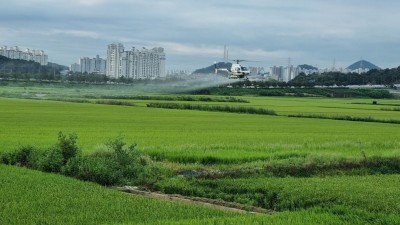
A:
[116,186,273,214]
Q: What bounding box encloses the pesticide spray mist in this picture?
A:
[126,74,237,94]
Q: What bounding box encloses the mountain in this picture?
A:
[47,62,69,71]
[0,55,68,74]
[192,62,232,74]
[347,60,380,70]
[298,64,318,70]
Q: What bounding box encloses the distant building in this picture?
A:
[70,63,80,73]
[106,43,124,78]
[69,55,106,74]
[106,43,166,79]
[269,66,284,81]
[268,65,299,82]
[0,45,48,65]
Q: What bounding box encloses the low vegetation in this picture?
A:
[191,86,394,98]
[1,85,400,224]
[0,133,171,187]
[94,99,135,106]
[288,113,400,124]
[146,102,277,115]
[88,95,249,103]
[156,175,400,224]
[0,165,239,225]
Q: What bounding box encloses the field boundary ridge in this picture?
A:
[116,186,273,215]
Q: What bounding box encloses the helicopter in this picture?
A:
[214,60,251,79]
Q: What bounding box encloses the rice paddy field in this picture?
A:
[1,83,400,224]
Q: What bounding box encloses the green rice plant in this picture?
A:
[157,174,400,224]
[381,107,400,111]
[288,113,400,124]
[95,99,135,106]
[146,102,277,115]
[1,97,400,165]
[0,165,236,225]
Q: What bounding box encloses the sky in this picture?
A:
[1,0,400,71]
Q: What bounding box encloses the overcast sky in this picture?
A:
[1,0,399,71]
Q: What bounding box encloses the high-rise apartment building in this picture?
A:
[269,65,301,82]
[69,55,106,74]
[106,43,166,79]
[0,46,48,65]
[106,43,124,79]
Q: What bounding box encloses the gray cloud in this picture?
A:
[1,0,399,70]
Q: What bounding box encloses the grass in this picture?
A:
[0,164,236,225]
[1,164,388,225]
[288,113,400,124]
[147,102,277,115]
[1,83,400,224]
[157,175,400,224]
[1,97,400,163]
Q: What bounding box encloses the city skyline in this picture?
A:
[1,1,400,70]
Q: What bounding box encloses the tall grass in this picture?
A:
[147,102,277,115]
[89,95,250,103]
[0,165,235,225]
[288,113,400,124]
[157,175,400,224]
[95,99,135,106]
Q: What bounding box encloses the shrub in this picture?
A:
[57,132,80,164]
[12,146,38,168]
[39,146,64,173]
[62,155,121,186]
[0,146,40,168]
[0,132,172,187]
[62,135,145,186]
[136,163,173,188]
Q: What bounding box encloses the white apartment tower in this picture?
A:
[106,43,124,78]
[107,43,166,79]
[0,46,48,65]
[70,55,107,74]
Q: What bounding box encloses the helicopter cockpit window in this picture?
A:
[241,67,247,71]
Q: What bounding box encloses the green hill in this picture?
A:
[347,60,380,70]
[298,64,318,70]
[192,62,232,74]
[0,55,67,75]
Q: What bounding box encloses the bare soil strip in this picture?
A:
[116,186,273,214]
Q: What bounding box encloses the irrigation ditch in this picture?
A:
[116,186,273,214]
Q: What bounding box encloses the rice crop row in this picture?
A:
[2,164,372,225]
[89,95,249,103]
[147,102,277,115]
[157,175,400,224]
[288,113,400,124]
[1,98,400,163]
[0,165,236,225]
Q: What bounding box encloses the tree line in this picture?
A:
[289,67,400,87]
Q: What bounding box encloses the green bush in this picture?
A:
[57,132,80,164]
[62,155,121,186]
[0,132,172,187]
[136,163,173,187]
[12,146,38,168]
[61,135,158,186]
[0,146,41,169]
[39,146,64,173]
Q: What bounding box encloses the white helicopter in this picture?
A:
[214,60,251,79]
